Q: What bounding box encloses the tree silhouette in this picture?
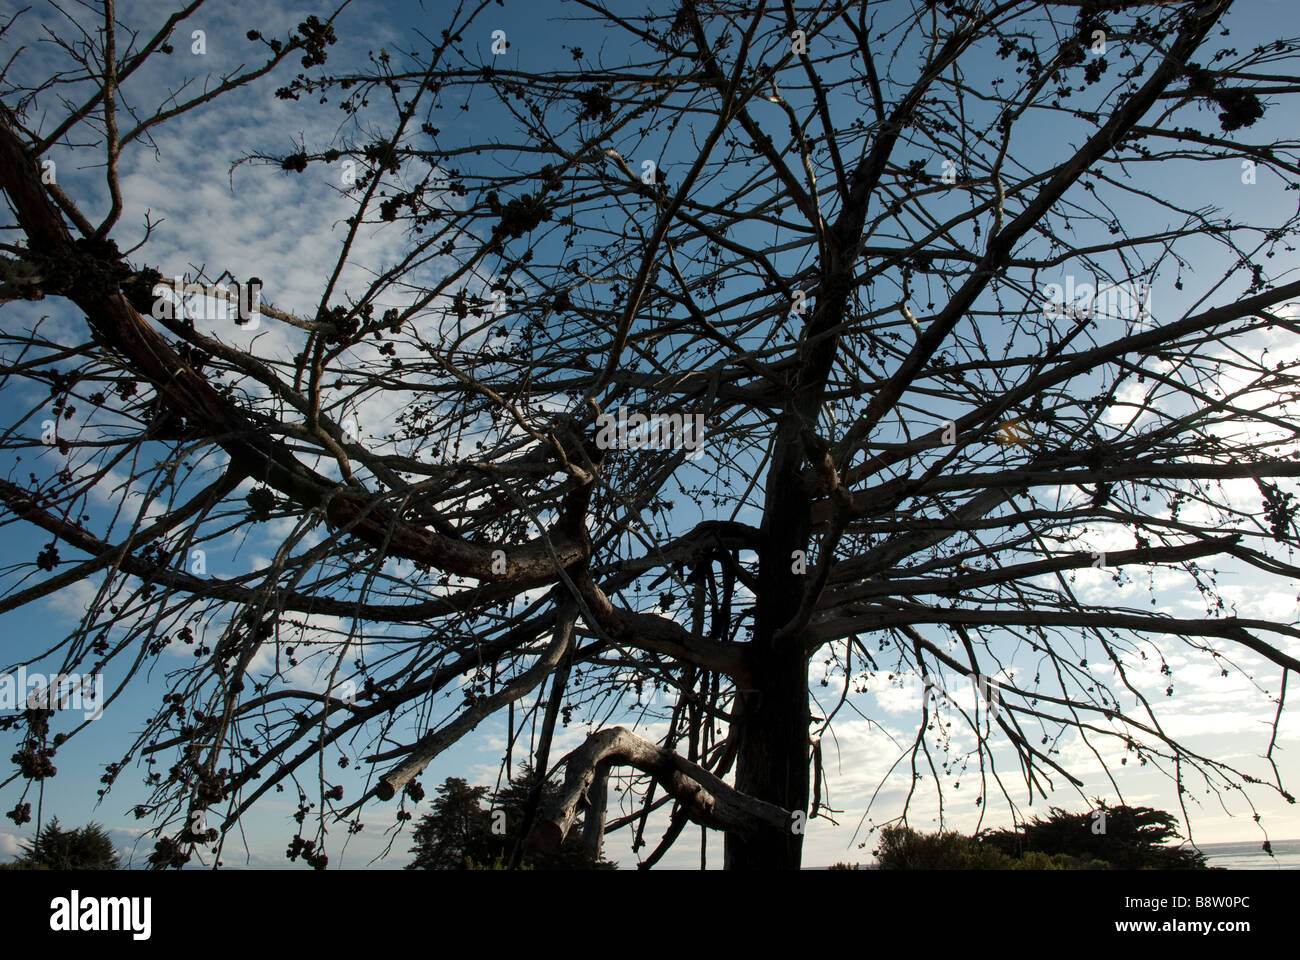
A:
[1,0,1298,870]
[408,778,498,871]
[9,819,119,870]
[981,802,1209,869]
[875,803,1208,869]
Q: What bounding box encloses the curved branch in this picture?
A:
[0,114,588,586]
[531,726,790,854]
[373,606,576,801]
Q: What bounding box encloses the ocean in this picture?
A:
[1199,839,1300,869]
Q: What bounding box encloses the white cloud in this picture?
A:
[0,832,22,859]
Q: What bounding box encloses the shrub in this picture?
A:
[876,825,1015,869]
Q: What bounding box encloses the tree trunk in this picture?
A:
[726,423,814,870]
[726,641,811,869]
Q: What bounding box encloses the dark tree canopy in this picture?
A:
[408,778,501,870]
[981,802,1209,869]
[1,0,1298,870]
[874,802,1208,869]
[4,819,120,871]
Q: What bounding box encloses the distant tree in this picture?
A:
[406,778,498,871]
[12,818,119,870]
[408,770,615,870]
[876,804,1208,869]
[981,803,1210,870]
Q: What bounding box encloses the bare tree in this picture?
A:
[1,0,1298,870]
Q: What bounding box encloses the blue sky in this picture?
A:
[1,0,1299,869]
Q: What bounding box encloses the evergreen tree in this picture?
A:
[12,819,119,870]
[981,803,1209,870]
[408,769,616,870]
[406,778,498,870]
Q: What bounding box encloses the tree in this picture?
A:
[875,803,1210,869]
[1,0,1298,871]
[9,819,119,870]
[407,778,497,871]
[981,802,1210,869]
[408,771,616,869]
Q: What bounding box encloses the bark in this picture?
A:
[533,726,790,855]
[726,417,817,870]
[725,639,811,870]
[374,608,576,800]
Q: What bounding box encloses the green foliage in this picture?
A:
[876,825,1016,869]
[464,853,532,870]
[1011,850,1109,871]
[13,818,119,870]
[407,768,616,871]
[406,777,495,870]
[875,803,1206,870]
